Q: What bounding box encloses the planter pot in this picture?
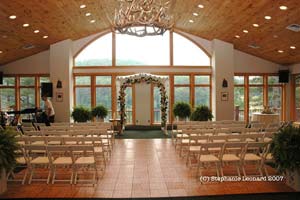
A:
[0,169,7,195]
[285,169,300,191]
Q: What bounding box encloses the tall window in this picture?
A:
[0,77,16,111]
[75,76,91,108]
[296,77,300,120]
[234,74,284,121]
[20,77,36,110]
[248,76,264,120]
[96,76,112,120]
[194,75,210,108]
[234,76,245,121]
[174,76,190,104]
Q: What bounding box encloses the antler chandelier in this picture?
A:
[114,0,173,37]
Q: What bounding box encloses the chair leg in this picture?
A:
[236,163,241,177]
[28,166,34,184]
[52,166,56,184]
[215,162,220,177]
[74,167,78,184]
[70,167,74,185]
[22,168,28,184]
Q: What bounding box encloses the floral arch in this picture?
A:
[117,73,168,130]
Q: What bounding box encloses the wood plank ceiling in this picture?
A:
[0,0,299,65]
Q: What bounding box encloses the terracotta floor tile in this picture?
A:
[2,139,295,199]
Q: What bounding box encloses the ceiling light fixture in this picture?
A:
[9,15,17,19]
[290,46,296,49]
[198,4,204,8]
[235,35,240,38]
[264,16,271,20]
[278,50,284,53]
[80,4,86,9]
[189,19,194,23]
[85,13,91,16]
[279,6,288,10]
[43,35,48,39]
[34,30,40,33]
[253,24,259,27]
[23,23,29,27]
[243,30,248,33]
[113,0,173,37]
[90,19,96,23]
[193,13,198,16]
[0,51,3,54]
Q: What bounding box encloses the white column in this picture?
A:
[49,39,73,122]
[211,39,235,121]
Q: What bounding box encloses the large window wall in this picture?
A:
[73,30,211,124]
[293,76,300,120]
[74,74,211,124]
[0,75,50,111]
[234,74,285,122]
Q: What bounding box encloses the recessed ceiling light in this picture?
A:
[278,50,284,53]
[9,15,17,19]
[198,4,204,8]
[34,30,40,33]
[243,30,248,33]
[253,24,259,27]
[235,35,240,38]
[193,13,198,16]
[290,46,296,49]
[279,5,288,10]
[0,51,3,54]
[2,35,7,38]
[80,4,86,9]
[273,35,278,38]
[90,19,96,23]
[189,19,194,23]
[43,35,48,39]
[264,16,271,20]
[85,13,91,16]
[23,23,29,27]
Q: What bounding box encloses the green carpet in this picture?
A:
[115,130,171,139]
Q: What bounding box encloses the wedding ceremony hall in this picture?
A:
[0,0,300,199]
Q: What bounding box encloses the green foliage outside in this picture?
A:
[71,107,92,122]
[173,102,191,119]
[0,127,20,173]
[191,105,213,121]
[271,125,300,173]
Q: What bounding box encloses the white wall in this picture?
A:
[290,64,300,74]
[0,50,50,74]
[234,50,281,73]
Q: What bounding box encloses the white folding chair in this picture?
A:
[186,135,208,167]
[24,145,50,184]
[47,145,74,184]
[72,145,98,185]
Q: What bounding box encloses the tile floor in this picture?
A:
[1,139,294,198]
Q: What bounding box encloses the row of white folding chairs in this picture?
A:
[9,144,99,185]
[184,141,271,180]
[16,135,112,159]
[176,132,274,156]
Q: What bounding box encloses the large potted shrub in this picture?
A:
[190,105,213,121]
[0,127,19,195]
[271,125,300,191]
[173,102,192,121]
[71,106,92,122]
[91,105,108,122]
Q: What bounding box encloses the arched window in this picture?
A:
[74,31,210,67]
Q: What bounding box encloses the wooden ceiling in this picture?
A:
[0,0,299,65]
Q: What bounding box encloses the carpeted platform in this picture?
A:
[115,130,171,139]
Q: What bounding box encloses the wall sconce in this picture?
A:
[56,80,62,88]
[222,79,228,88]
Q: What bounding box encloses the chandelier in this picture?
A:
[113,0,173,37]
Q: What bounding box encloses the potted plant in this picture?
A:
[271,125,300,191]
[173,102,192,121]
[190,105,213,121]
[71,106,92,122]
[91,105,108,122]
[0,127,19,195]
